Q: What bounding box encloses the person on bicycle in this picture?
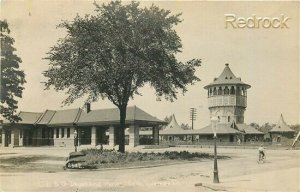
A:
[258,144,265,159]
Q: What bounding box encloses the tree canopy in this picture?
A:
[0,20,26,122]
[44,1,201,152]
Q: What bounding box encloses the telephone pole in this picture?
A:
[190,108,197,130]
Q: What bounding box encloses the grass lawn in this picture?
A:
[0,155,66,173]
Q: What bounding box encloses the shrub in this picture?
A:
[77,149,222,169]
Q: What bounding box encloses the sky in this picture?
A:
[1,0,299,128]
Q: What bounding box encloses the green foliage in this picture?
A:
[290,124,300,132]
[0,20,26,122]
[181,123,191,130]
[44,1,201,152]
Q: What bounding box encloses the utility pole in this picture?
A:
[190,108,197,130]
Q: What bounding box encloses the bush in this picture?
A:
[78,149,222,168]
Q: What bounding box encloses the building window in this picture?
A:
[20,130,23,138]
[56,128,59,138]
[224,87,229,95]
[61,128,65,138]
[236,87,241,95]
[230,86,235,95]
[241,88,245,96]
[218,87,222,95]
[228,116,231,122]
[213,87,217,95]
[67,128,70,138]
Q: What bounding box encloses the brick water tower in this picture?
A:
[204,64,251,124]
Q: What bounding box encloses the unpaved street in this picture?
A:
[0,147,299,192]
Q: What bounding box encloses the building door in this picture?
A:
[80,128,91,145]
[96,128,108,145]
[229,135,234,142]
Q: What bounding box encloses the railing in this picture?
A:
[208,95,247,108]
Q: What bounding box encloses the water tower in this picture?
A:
[204,64,251,124]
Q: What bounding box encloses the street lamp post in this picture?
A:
[74,129,78,152]
[211,116,220,183]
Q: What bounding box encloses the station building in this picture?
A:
[0,105,165,148]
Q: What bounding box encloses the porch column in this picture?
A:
[152,126,159,145]
[1,129,5,147]
[109,125,116,147]
[91,126,96,146]
[13,128,20,147]
[10,129,15,147]
[129,124,139,147]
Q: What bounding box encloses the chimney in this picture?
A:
[85,103,91,113]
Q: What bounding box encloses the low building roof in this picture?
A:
[270,114,294,133]
[48,108,81,126]
[4,106,165,127]
[235,124,264,134]
[194,124,241,135]
[13,112,43,124]
[77,106,165,126]
[162,114,183,131]
[35,110,56,125]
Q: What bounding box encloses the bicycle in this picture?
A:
[257,152,265,164]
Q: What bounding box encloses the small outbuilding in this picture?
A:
[269,114,295,141]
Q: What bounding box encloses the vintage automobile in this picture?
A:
[64,151,87,169]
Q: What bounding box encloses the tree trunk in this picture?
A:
[118,105,127,153]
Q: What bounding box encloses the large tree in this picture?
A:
[44,1,201,153]
[0,20,26,122]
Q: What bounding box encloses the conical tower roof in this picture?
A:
[204,64,251,89]
[270,114,295,133]
[164,114,183,130]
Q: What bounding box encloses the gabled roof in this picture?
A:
[270,114,294,133]
[15,111,43,124]
[235,124,264,134]
[35,110,56,125]
[77,106,165,126]
[204,64,251,89]
[48,108,82,126]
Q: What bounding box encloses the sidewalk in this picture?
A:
[196,167,299,192]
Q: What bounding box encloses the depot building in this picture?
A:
[0,105,166,148]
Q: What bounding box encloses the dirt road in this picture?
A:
[0,147,299,192]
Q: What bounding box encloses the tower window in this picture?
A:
[218,87,222,95]
[237,87,241,95]
[213,87,217,95]
[230,86,235,95]
[224,87,229,95]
